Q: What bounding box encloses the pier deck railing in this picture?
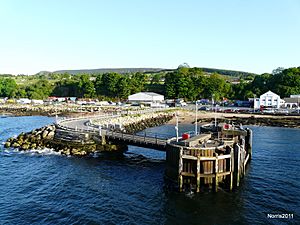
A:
[56,107,176,125]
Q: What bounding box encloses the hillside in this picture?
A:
[52,68,166,75]
[33,67,257,78]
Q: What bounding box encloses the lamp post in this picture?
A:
[212,94,217,127]
[195,100,198,135]
[99,125,102,136]
[175,112,179,142]
[54,102,59,124]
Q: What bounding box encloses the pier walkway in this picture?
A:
[56,109,176,151]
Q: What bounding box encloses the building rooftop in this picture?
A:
[131,92,163,96]
[283,98,300,103]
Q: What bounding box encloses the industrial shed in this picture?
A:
[128,92,164,103]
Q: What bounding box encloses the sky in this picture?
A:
[0,0,299,75]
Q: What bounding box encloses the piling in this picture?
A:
[165,124,252,192]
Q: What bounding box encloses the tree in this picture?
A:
[52,78,80,97]
[78,74,95,98]
[95,73,122,97]
[150,73,161,85]
[272,67,284,75]
[117,77,131,99]
[0,78,17,97]
[203,73,230,100]
[26,79,53,99]
[129,72,147,94]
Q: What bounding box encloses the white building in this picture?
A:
[283,95,300,108]
[254,91,284,109]
[128,92,164,104]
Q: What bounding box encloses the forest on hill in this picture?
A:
[0,67,299,101]
[34,66,257,79]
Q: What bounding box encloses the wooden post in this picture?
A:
[214,153,219,192]
[197,157,201,192]
[179,147,183,192]
[234,144,241,187]
[230,149,234,191]
[246,128,253,160]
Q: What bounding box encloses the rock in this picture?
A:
[4,142,11,148]
[72,148,87,156]
[21,143,30,150]
[12,142,20,148]
[42,130,48,139]
[61,149,71,156]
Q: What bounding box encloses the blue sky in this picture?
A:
[0,0,299,75]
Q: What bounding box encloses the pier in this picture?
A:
[54,111,252,192]
[5,109,252,192]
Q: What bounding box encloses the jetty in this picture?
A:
[5,108,252,192]
[55,109,253,192]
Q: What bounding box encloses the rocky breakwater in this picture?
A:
[92,112,174,134]
[4,125,56,151]
[4,124,127,156]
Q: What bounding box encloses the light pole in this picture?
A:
[99,125,102,136]
[175,112,179,142]
[212,94,217,127]
[195,100,198,135]
[55,103,58,124]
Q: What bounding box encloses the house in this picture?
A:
[253,91,285,109]
[283,95,300,108]
[128,92,164,103]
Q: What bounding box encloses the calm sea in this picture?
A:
[0,116,299,225]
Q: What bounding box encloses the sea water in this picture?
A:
[0,116,299,225]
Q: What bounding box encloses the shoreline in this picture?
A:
[1,105,300,129]
[167,110,300,128]
[0,104,115,117]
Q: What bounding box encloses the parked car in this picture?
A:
[276,109,289,115]
[291,109,300,114]
[199,106,210,111]
[223,108,234,113]
[176,102,187,107]
[262,109,275,114]
[236,109,250,113]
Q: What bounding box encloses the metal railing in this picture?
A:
[54,107,179,147]
[105,130,171,146]
[57,107,175,126]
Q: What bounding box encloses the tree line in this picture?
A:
[0,67,299,100]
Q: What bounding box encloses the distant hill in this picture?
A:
[200,68,257,78]
[35,67,257,78]
[52,68,167,75]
